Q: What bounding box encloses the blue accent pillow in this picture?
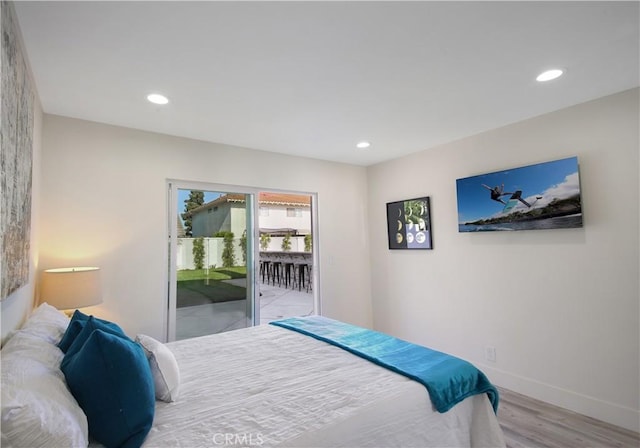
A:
[61,326,155,448]
[61,314,126,363]
[58,310,123,353]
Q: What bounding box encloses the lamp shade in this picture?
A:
[40,267,103,310]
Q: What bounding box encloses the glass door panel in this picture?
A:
[257,192,316,324]
[168,185,255,341]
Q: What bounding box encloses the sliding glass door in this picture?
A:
[167,182,256,341]
[167,181,321,342]
[257,192,317,324]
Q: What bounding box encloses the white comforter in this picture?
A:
[143,324,505,447]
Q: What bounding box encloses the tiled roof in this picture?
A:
[258,192,311,206]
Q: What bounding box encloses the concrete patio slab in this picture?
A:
[175,280,313,340]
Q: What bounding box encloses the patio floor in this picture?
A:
[175,279,313,340]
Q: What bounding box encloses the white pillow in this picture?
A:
[1,331,88,448]
[17,302,70,345]
[136,334,181,402]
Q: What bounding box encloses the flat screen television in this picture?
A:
[456,156,582,232]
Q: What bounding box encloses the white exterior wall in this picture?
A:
[191,203,231,237]
[176,237,245,270]
[192,202,311,238]
[230,206,247,238]
[260,236,309,253]
[259,205,311,234]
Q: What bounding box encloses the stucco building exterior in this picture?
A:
[185,192,311,238]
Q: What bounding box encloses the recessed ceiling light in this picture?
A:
[356,141,371,149]
[536,69,564,82]
[147,93,169,105]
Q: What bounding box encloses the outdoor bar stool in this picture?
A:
[293,263,302,291]
[260,260,271,284]
[304,264,312,292]
[271,261,282,286]
[283,262,295,289]
[294,263,307,291]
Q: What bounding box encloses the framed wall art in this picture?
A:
[1,3,35,300]
[456,156,582,232]
[386,197,432,249]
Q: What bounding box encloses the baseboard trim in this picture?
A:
[480,364,639,433]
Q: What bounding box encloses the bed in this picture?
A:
[1,303,505,447]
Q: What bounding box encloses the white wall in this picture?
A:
[39,115,372,340]
[367,88,639,431]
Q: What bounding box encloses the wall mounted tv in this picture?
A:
[456,156,582,232]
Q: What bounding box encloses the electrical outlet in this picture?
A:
[485,346,496,362]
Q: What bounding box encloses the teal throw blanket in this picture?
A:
[270,316,498,414]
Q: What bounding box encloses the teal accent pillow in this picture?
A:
[60,314,126,363]
[61,325,155,448]
[58,310,123,353]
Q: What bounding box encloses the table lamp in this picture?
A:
[40,267,103,314]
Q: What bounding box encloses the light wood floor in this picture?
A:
[498,387,639,448]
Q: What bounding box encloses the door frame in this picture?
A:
[166,179,320,341]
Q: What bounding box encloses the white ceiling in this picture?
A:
[14,1,640,166]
